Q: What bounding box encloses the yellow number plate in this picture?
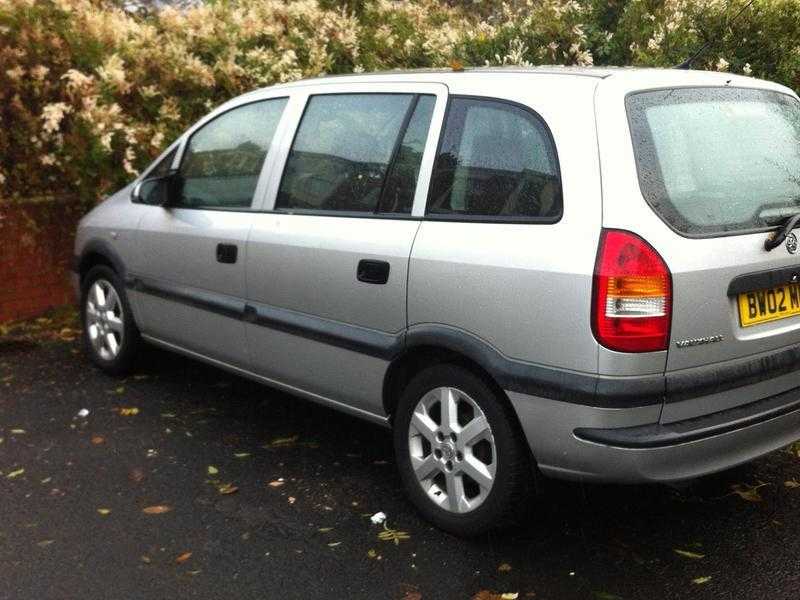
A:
[738,283,800,327]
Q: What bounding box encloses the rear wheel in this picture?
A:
[81,265,140,375]
[393,364,532,536]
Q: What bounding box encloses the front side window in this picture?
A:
[176,98,287,209]
[277,93,433,214]
[627,87,800,236]
[427,97,562,220]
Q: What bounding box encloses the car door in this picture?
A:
[129,96,289,366]
[244,82,447,419]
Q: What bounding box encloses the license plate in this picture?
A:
[738,283,800,327]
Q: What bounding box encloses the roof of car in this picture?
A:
[267,65,757,87]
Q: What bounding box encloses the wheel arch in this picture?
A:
[77,240,127,284]
[382,326,515,423]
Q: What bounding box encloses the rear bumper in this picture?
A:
[508,386,800,483]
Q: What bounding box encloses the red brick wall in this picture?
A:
[0,200,83,323]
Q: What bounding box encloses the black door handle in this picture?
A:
[216,243,238,264]
[357,259,390,284]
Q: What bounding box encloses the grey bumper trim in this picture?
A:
[575,383,800,449]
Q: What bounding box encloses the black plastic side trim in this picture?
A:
[129,278,244,321]
[728,265,800,296]
[405,325,665,408]
[246,301,404,360]
[665,341,800,403]
[128,276,403,360]
[575,383,800,449]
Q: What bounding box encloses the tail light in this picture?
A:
[592,229,672,353]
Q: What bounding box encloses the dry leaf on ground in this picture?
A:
[142,505,172,514]
[175,552,192,564]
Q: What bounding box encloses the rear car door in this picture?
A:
[598,78,800,422]
[244,83,447,419]
[130,97,288,365]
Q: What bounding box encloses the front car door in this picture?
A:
[129,95,289,366]
[244,82,448,420]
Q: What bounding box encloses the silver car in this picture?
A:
[73,67,800,535]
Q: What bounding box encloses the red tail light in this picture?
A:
[592,229,672,353]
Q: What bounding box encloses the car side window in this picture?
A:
[176,98,287,209]
[426,97,562,220]
[277,93,432,214]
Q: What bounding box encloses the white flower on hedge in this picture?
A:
[716,57,730,72]
[123,147,138,176]
[31,65,50,81]
[41,102,72,134]
[151,131,164,149]
[0,172,6,186]
[97,54,131,94]
[61,69,94,96]
[743,63,752,75]
[40,154,57,166]
[5,66,24,81]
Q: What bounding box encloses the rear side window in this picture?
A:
[277,93,433,214]
[627,87,800,236]
[176,98,287,209]
[427,97,561,221]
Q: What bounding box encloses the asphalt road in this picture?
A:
[2,336,800,600]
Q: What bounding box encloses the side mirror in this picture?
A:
[132,173,178,206]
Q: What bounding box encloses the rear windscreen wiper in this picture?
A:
[764,212,800,251]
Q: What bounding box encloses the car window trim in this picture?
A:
[375,94,421,215]
[272,91,423,216]
[424,94,564,225]
[169,95,290,212]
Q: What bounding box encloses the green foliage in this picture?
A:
[0,0,798,209]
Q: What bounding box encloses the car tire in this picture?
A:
[81,265,140,376]
[393,364,532,536]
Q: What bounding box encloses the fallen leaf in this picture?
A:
[730,482,768,502]
[674,549,705,559]
[593,593,621,600]
[129,468,145,483]
[288,496,296,504]
[318,527,333,533]
[133,374,149,381]
[692,576,712,585]
[234,453,250,459]
[218,483,238,495]
[501,594,519,600]
[378,525,410,545]
[10,429,25,434]
[367,549,378,559]
[327,542,341,547]
[785,479,800,489]
[142,505,172,515]
[37,540,54,548]
[97,508,111,516]
[118,407,139,416]
[175,551,192,564]
[207,465,219,475]
[7,468,25,479]
[114,386,125,395]
[140,555,151,564]
[268,480,285,488]
[498,563,513,573]
[449,58,465,72]
[267,435,298,448]
[91,435,105,445]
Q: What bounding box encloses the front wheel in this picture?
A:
[81,265,140,375]
[393,364,532,536]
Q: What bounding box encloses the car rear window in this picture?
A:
[627,87,800,236]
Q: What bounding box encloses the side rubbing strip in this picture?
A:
[246,302,404,360]
[127,276,403,360]
[128,278,245,321]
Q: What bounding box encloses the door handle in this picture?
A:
[216,243,238,264]
[357,259,390,284]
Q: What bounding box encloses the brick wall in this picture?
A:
[0,199,83,323]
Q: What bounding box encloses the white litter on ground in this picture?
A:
[76,408,89,418]
[370,511,386,525]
